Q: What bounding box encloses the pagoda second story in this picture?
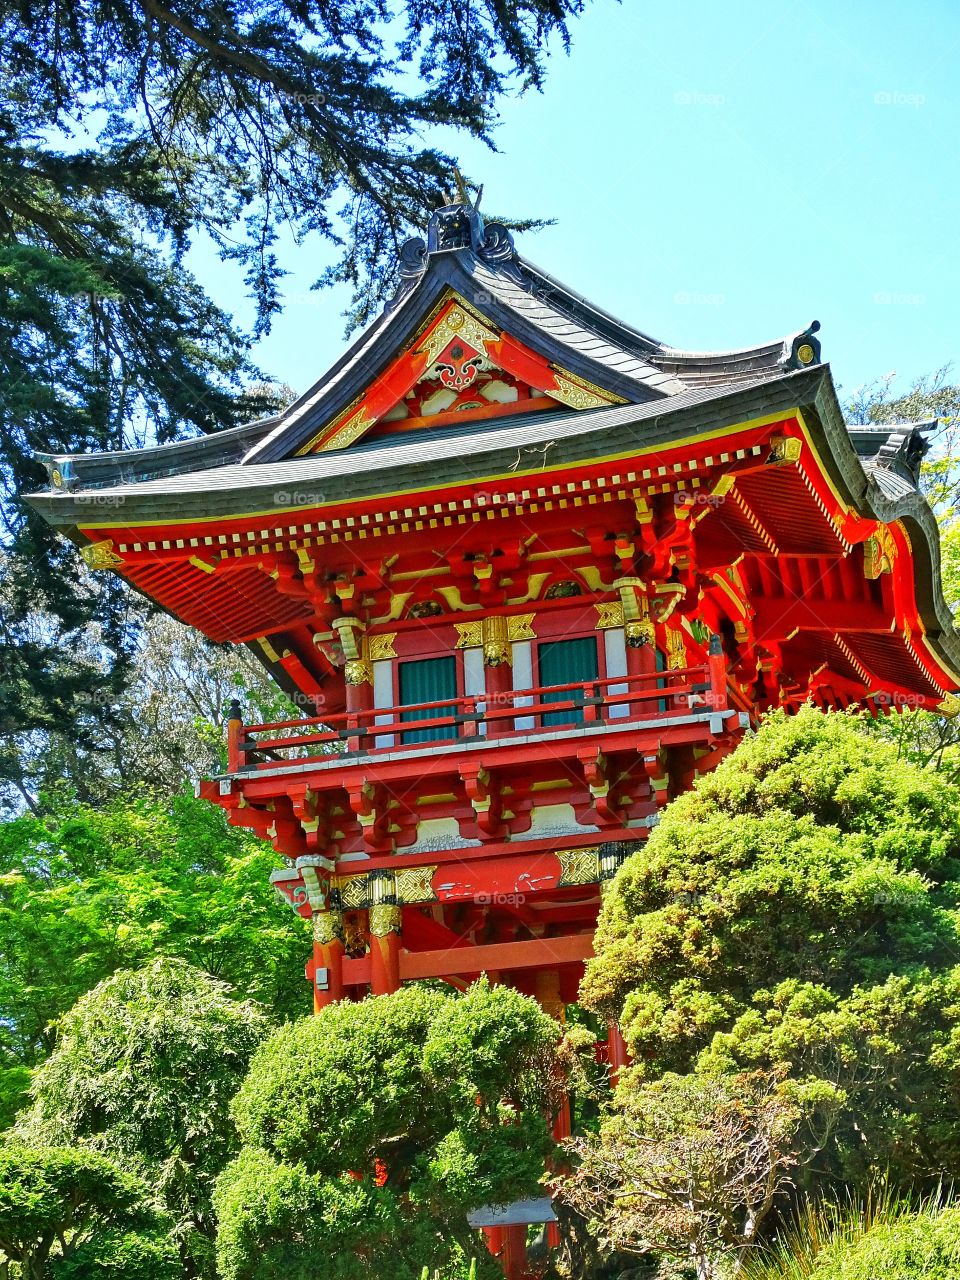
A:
[27,194,960,1015]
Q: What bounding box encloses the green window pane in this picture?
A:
[538,636,599,727]
[399,656,458,744]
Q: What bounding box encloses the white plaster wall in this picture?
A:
[372,659,395,748]
[511,639,535,730]
[604,627,629,720]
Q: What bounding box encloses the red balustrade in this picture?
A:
[226,663,728,773]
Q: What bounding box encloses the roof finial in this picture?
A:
[451,167,482,210]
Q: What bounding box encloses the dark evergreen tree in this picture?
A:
[0,0,585,804]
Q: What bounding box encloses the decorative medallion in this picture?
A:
[419,305,500,368]
[408,599,444,619]
[435,338,485,391]
[863,526,896,579]
[80,539,123,571]
[594,601,625,630]
[545,580,582,600]
[556,846,601,888]
[395,865,439,904]
[938,693,960,719]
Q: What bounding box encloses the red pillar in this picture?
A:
[625,629,656,717]
[312,909,345,1012]
[369,904,402,995]
[607,1021,630,1087]
[501,1225,529,1280]
[484,659,513,737]
[344,662,373,751]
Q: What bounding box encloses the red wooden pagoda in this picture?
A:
[28,193,960,1277]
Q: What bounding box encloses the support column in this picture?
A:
[501,1225,529,1280]
[343,644,373,752]
[312,906,345,1012]
[606,1021,630,1087]
[369,870,402,995]
[482,614,512,738]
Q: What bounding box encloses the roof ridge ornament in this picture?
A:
[393,179,517,296]
[782,320,822,370]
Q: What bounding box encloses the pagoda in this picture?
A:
[27,194,960,1278]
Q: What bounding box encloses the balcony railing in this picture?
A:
[226,659,728,773]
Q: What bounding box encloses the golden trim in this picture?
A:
[312,910,344,945]
[80,539,123,570]
[417,304,500,367]
[367,632,397,662]
[556,846,600,888]
[316,406,378,453]
[594,601,625,630]
[508,613,536,642]
[394,865,438,904]
[454,620,484,649]
[548,372,612,410]
[369,903,403,937]
[455,613,537,651]
[863,525,896,579]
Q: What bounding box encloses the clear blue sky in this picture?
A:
[191,0,960,404]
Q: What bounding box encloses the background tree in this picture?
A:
[580,706,960,1193]
[0,791,307,1127]
[0,1143,173,1280]
[844,368,960,778]
[558,1072,800,1280]
[7,608,300,812]
[17,958,272,1279]
[215,980,561,1280]
[0,0,586,800]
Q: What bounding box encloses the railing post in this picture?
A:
[226,697,243,772]
[708,633,728,711]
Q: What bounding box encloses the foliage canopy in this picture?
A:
[215,980,561,1280]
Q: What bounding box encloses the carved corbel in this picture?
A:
[639,751,670,808]
[346,780,391,850]
[295,854,335,912]
[576,747,620,824]
[459,763,503,837]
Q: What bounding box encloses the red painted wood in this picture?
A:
[398,933,594,980]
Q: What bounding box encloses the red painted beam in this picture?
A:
[399,932,594,980]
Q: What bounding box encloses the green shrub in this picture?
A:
[742,1194,960,1280]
